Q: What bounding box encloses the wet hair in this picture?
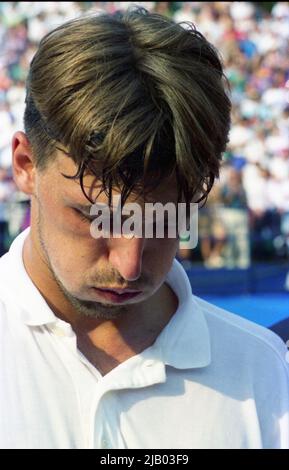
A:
[24,6,231,206]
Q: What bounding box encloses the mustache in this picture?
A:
[87,271,151,290]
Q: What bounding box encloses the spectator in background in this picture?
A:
[0,167,15,255]
[0,102,15,168]
[218,167,250,268]
[198,185,228,268]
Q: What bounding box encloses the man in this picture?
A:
[0,7,289,449]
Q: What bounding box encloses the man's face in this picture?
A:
[31,151,179,320]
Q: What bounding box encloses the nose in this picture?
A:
[107,236,145,282]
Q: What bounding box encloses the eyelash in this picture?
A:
[73,208,94,223]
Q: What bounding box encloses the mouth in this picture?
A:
[91,287,143,304]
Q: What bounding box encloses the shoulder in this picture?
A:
[193,295,289,373]
[191,296,289,448]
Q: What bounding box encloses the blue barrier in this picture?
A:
[186,263,289,296]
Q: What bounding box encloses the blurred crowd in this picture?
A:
[0,1,289,268]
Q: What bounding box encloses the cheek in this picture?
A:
[145,239,178,276]
[45,235,104,275]
[42,238,102,294]
[38,191,95,248]
[38,208,104,282]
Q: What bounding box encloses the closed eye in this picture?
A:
[73,208,95,223]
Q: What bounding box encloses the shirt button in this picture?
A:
[49,325,67,337]
[144,360,154,367]
[101,439,109,448]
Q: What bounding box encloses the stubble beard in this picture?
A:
[36,214,130,320]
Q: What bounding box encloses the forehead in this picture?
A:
[41,151,179,207]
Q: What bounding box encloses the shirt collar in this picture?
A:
[152,259,211,369]
[0,227,57,325]
[1,228,211,369]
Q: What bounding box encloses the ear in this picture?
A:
[12,131,36,195]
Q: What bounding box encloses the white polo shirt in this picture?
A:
[0,228,289,449]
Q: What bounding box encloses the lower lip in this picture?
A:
[92,288,142,303]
